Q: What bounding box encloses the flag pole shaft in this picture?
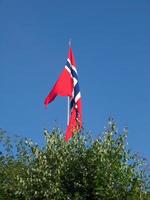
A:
[67,38,71,126]
[67,97,70,126]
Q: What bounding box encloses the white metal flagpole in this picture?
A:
[67,96,70,126]
[67,39,71,126]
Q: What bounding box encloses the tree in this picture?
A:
[0,121,149,199]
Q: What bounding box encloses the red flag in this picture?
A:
[44,48,82,141]
[44,67,73,106]
[65,98,82,141]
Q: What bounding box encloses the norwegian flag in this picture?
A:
[44,47,82,141]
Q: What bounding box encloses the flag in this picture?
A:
[44,47,82,141]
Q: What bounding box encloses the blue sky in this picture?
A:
[0,1,150,160]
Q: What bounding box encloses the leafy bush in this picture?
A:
[0,121,150,200]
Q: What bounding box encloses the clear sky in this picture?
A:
[0,1,150,160]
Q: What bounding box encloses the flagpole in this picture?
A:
[67,97,70,126]
[67,39,71,126]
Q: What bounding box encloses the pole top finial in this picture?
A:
[69,38,72,47]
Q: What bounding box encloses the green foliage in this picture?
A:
[0,121,150,200]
